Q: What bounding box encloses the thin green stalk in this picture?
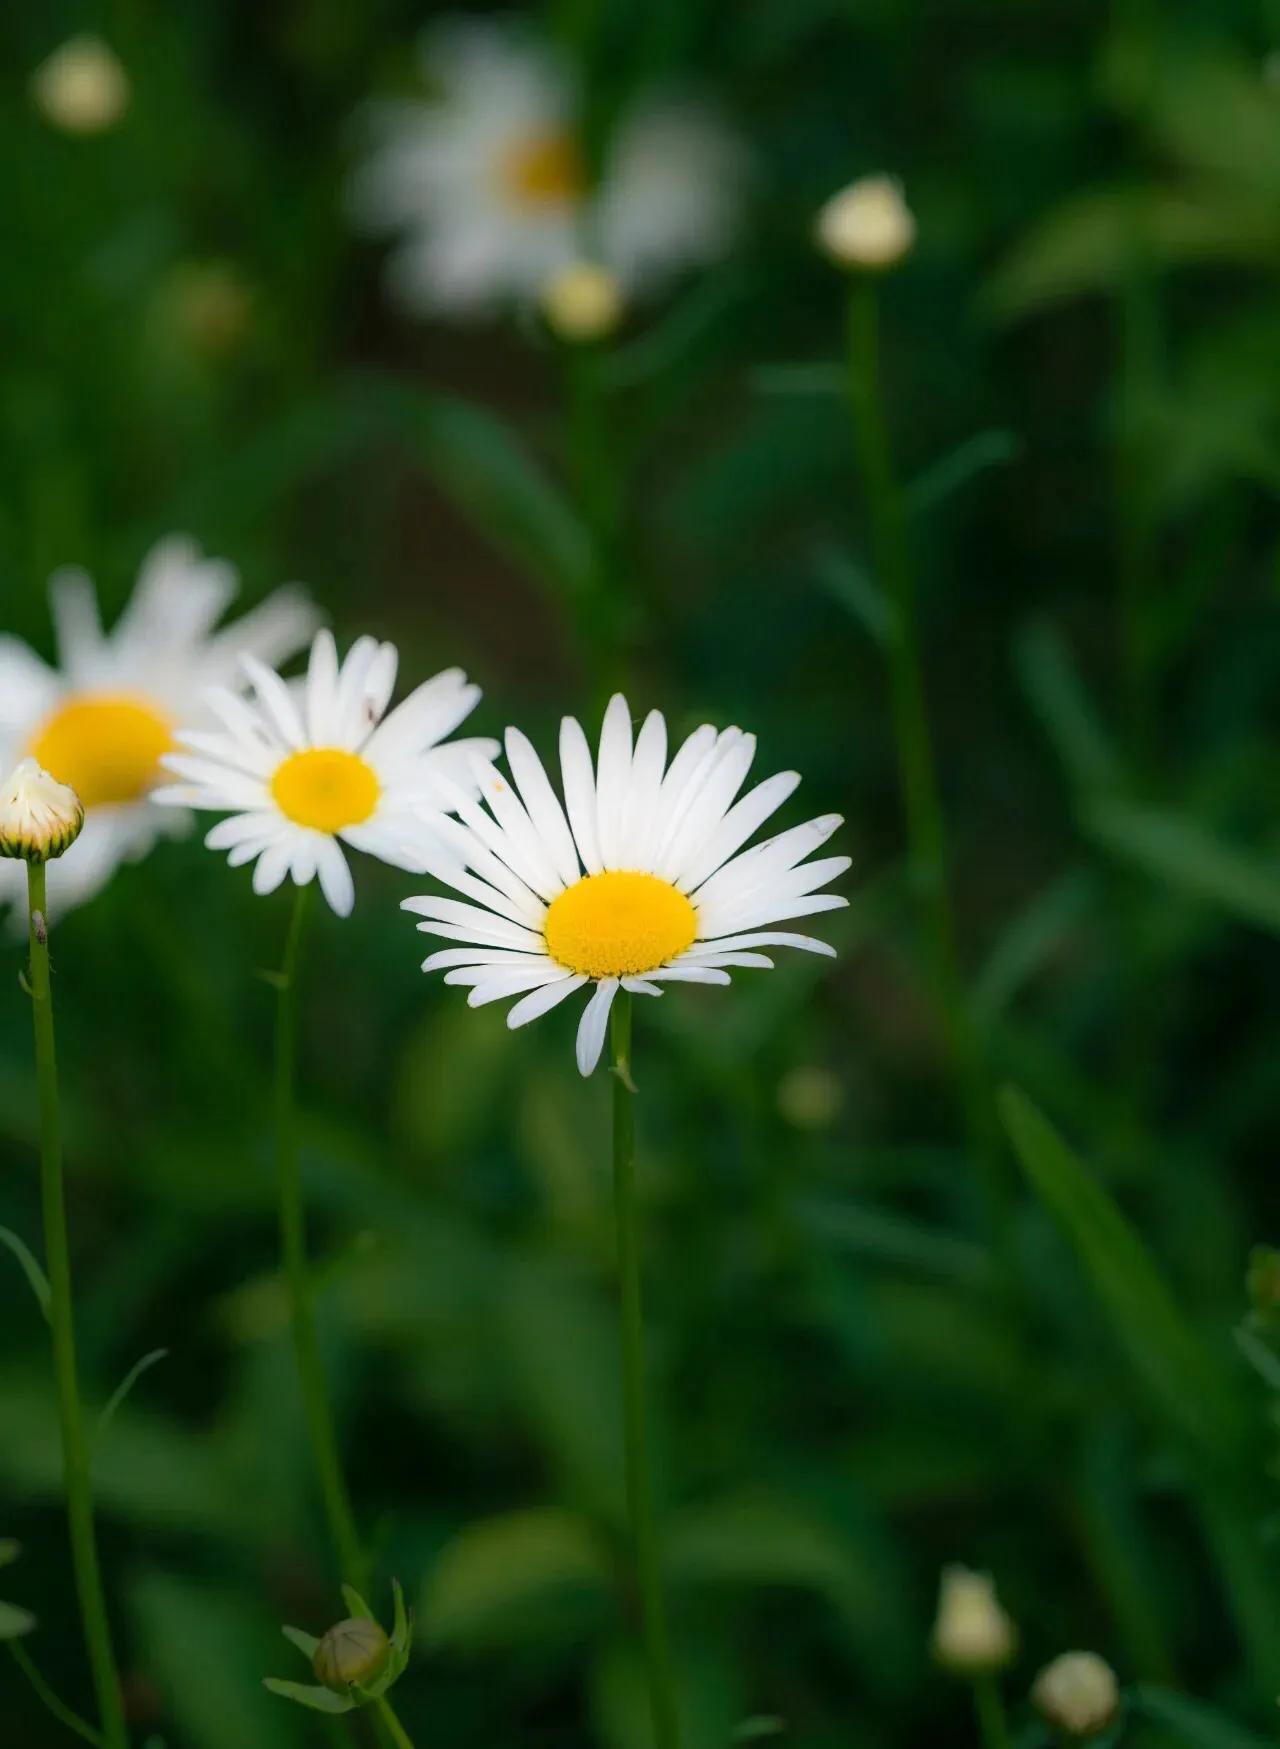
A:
[27,860,129,1749]
[843,279,1003,1229]
[274,883,366,1591]
[9,1639,105,1747]
[972,1674,1011,1749]
[609,992,681,1749]
[375,1695,417,1749]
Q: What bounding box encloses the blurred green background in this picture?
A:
[7,1,1280,1745]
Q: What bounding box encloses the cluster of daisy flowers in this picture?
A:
[2,545,847,1073]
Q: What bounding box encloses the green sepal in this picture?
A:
[262,1677,353,1714]
[281,1624,320,1659]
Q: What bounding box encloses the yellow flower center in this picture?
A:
[500,130,584,209]
[28,694,173,809]
[270,748,380,834]
[544,871,697,979]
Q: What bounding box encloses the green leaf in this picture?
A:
[998,1088,1249,1454]
[1014,622,1119,791]
[0,1226,51,1320]
[262,1678,354,1714]
[1130,1683,1276,1749]
[1085,801,1280,937]
[280,1625,320,1660]
[422,1507,608,1649]
[905,430,1021,516]
[0,1600,36,1640]
[94,1349,169,1451]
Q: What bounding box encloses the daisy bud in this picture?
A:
[931,1566,1017,1676]
[541,262,624,342]
[31,35,130,136]
[0,760,85,864]
[312,1618,390,1693]
[1031,1652,1120,1740]
[816,174,916,272]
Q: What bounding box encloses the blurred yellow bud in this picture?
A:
[931,1565,1017,1675]
[0,761,85,864]
[541,262,624,342]
[777,1064,843,1129]
[1031,1652,1119,1739]
[816,175,916,271]
[312,1618,390,1692]
[31,36,130,136]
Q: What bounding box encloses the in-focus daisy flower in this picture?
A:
[349,17,745,317]
[155,630,497,917]
[0,537,316,916]
[31,35,130,135]
[403,694,848,1075]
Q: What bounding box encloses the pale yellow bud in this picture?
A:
[931,1566,1017,1675]
[816,175,916,271]
[1031,1652,1119,1739]
[541,263,624,342]
[0,761,85,864]
[31,36,130,136]
[312,1618,390,1692]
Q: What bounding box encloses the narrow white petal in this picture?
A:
[559,715,603,874]
[647,965,733,985]
[429,807,549,922]
[703,892,849,934]
[504,725,580,887]
[691,929,837,957]
[656,731,756,881]
[422,947,549,973]
[594,694,634,868]
[622,978,664,997]
[461,965,570,1006]
[620,709,667,866]
[471,760,565,898]
[507,974,588,1029]
[304,629,340,743]
[677,951,773,969]
[251,840,292,896]
[205,811,279,850]
[576,978,618,1076]
[691,814,844,911]
[316,838,355,917]
[675,770,800,892]
[241,655,305,749]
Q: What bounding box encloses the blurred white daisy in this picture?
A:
[0,537,316,916]
[349,17,745,316]
[155,629,496,917]
[403,694,847,1075]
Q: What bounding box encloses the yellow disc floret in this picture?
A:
[271,749,380,834]
[544,870,698,979]
[29,694,173,809]
[500,130,584,208]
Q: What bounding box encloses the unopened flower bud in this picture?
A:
[816,175,916,271]
[312,1618,390,1692]
[931,1565,1017,1675]
[1032,1651,1119,1739]
[541,262,624,342]
[31,36,130,135]
[0,761,84,864]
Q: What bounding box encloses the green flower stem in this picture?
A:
[9,1638,106,1748]
[26,860,129,1749]
[843,278,1003,1232]
[609,991,681,1749]
[375,1695,416,1749]
[971,1674,1012,1749]
[274,883,367,1592]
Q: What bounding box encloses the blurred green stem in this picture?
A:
[9,1636,106,1747]
[27,861,129,1749]
[610,992,681,1749]
[375,1696,416,1749]
[843,279,1003,1230]
[972,1675,1011,1749]
[274,884,367,1591]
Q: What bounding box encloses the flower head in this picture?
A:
[541,262,624,341]
[0,761,83,864]
[0,537,316,915]
[31,35,130,135]
[155,629,496,917]
[816,175,915,271]
[349,18,745,317]
[403,693,847,1075]
[313,1618,391,1693]
[931,1566,1017,1675]
[1031,1652,1119,1739]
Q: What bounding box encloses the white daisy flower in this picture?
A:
[154,629,497,918]
[403,694,848,1075]
[349,17,745,317]
[0,536,316,917]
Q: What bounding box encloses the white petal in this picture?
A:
[575,977,619,1076]
[677,951,773,969]
[404,895,545,951]
[622,977,664,996]
[559,716,603,875]
[461,965,569,1006]
[304,629,340,743]
[205,811,279,850]
[691,929,837,957]
[241,655,305,749]
[656,731,756,881]
[507,974,588,1029]
[620,709,667,866]
[251,840,292,896]
[691,814,844,911]
[423,946,548,972]
[48,568,104,675]
[705,893,849,934]
[594,694,634,868]
[316,838,356,917]
[504,725,580,887]
[471,759,564,898]
[675,770,800,893]
[646,965,732,985]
